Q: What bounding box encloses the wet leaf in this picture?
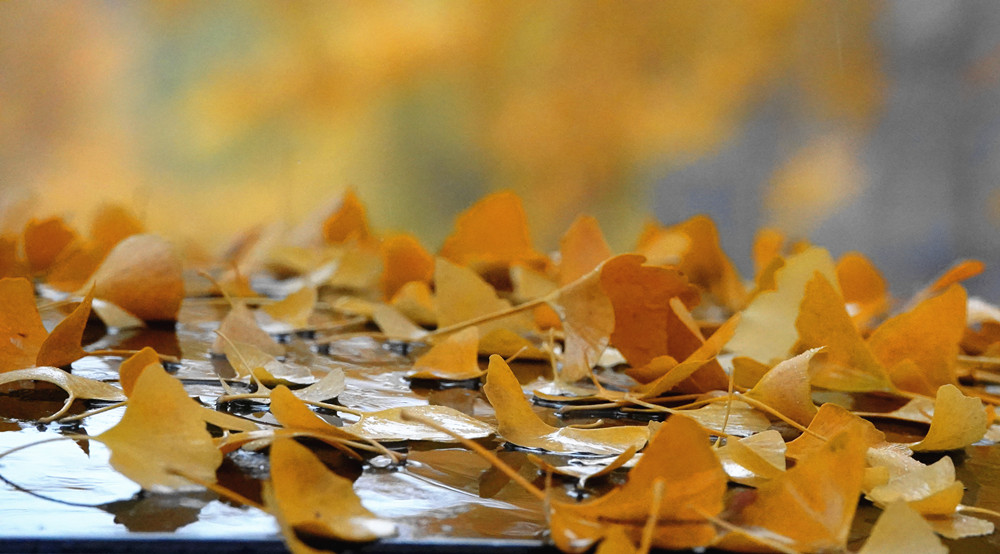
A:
[483,355,649,455]
[267,438,395,541]
[343,405,493,442]
[716,429,786,487]
[546,262,614,383]
[118,347,162,396]
[89,234,184,322]
[379,233,434,300]
[97,363,222,491]
[550,414,726,551]
[866,452,964,515]
[858,501,947,554]
[211,302,284,357]
[724,427,867,552]
[261,283,317,331]
[434,257,534,336]
[407,327,483,380]
[0,366,126,421]
[785,403,885,461]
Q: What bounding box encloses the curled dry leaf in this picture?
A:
[345,405,493,442]
[267,438,395,542]
[89,234,184,322]
[549,414,727,552]
[96,363,222,491]
[858,501,948,554]
[911,384,987,452]
[407,326,484,381]
[483,355,649,455]
[0,366,126,421]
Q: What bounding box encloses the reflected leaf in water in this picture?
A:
[101,490,214,532]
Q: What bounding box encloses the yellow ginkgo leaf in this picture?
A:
[35,287,94,368]
[97,363,222,491]
[558,214,612,286]
[483,355,649,455]
[745,348,821,427]
[342,405,494,442]
[911,384,987,452]
[261,283,317,331]
[407,326,483,380]
[858,501,948,554]
[23,217,77,273]
[267,438,395,542]
[0,366,126,421]
[0,277,48,372]
[211,302,284,358]
[716,429,786,487]
[90,234,184,322]
[546,261,614,383]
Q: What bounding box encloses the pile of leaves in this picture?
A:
[2,190,1000,553]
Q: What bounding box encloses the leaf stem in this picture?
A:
[426,297,547,339]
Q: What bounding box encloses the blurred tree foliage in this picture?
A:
[0,1,880,250]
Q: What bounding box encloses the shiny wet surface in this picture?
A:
[1,299,999,552]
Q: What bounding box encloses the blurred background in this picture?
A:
[1,1,999,298]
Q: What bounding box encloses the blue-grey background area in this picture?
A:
[656,1,1000,301]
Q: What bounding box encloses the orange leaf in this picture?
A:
[665,215,747,309]
[727,246,837,364]
[321,188,370,244]
[483,355,648,455]
[379,233,434,300]
[867,284,965,395]
[745,348,820,427]
[547,262,614,383]
[90,234,184,322]
[89,203,144,254]
[211,302,284,358]
[407,326,484,380]
[23,217,76,273]
[797,273,893,392]
[261,283,317,331]
[600,254,700,368]
[785,403,885,461]
[836,251,890,328]
[725,427,867,552]
[439,190,545,272]
[0,277,47,372]
[550,414,726,551]
[558,214,612,286]
[97,363,222,491]
[433,257,534,337]
[35,287,94,368]
[267,438,395,542]
[118,347,161,397]
[0,235,26,278]
[751,227,785,279]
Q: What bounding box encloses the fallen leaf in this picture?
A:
[600,254,700,368]
[321,188,370,244]
[261,283,317,331]
[23,217,77,273]
[342,405,494,442]
[717,429,786,487]
[433,257,535,339]
[727,246,837,364]
[546,262,614,383]
[118,347,162,396]
[676,400,771,438]
[390,280,437,327]
[90,234,185,322]
[785,403,885,461]
[35,287,94,368]
[371,304,427,340]
[550,414,726,551]
[211,302,284,358]
[926,513,995,539]
[858,501,948,554]
[745,348,821,427]
[0,366,126,421]
[483,355,649,455]
[0,277,48,372]
[267,438,395,541]
[407,326,484,380]
[866,452,964,515]
[911,384,987,452]
[379,233,434,300]
[558,214,612,286]
[751,228,785,279]
[867,284,966,395]
[836,251,890,329]
[97,363,222,491]
[439,190,546,272]
[797,273,894,393]
[724,427,867,552]
[89,203,144,254]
